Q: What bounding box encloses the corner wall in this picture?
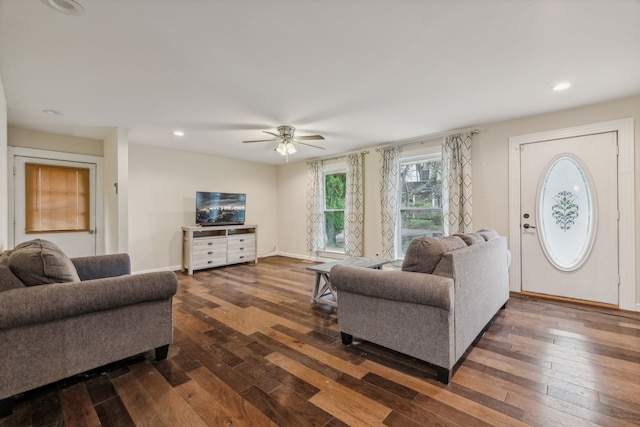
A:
[128,144,279,273]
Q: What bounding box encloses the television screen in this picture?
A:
[196,192,246,226]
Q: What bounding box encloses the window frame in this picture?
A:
[396,152,444,259]
[322,166,347,253]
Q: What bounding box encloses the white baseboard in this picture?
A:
[133,264,182,274]
[636,303,640,313]
[269,251,341,263]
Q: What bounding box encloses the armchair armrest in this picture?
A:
[0,271,178,330]
[71,254,131,280]
[330,265,454,311]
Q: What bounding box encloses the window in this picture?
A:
[324,171,346,252]
[25,163,90,233]
[398,154,444,257]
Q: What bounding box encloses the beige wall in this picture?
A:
[277,94,640,305]
[0,78,7,250]
[128,144,279,272]
[8,126,103,157]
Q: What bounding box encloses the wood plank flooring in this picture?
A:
[2,255,640,426]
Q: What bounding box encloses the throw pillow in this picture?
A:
[0,250,26,291]
[402,236,466,274]
[8,239,81,286]
[454,232,485,246]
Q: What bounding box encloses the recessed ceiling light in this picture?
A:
[552,82,571,91]
[43,109,64,116]
[40,0,85,16]
[173,130,185,137]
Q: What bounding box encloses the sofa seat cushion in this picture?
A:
[8,239,81,286]
[402,236,466,274]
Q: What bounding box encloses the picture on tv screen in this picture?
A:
[196,192,246,226]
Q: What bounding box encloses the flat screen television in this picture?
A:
[196,191,246,226]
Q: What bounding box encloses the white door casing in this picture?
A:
[8,147,104,257]
[508,118,635,311]
[520,133,618,305]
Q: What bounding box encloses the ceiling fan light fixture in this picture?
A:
[286,143,296,155]
[276,142,287,155]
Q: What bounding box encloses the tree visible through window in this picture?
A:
[25,163,90,233]
[398,156,444,256]
[324,172,346,251]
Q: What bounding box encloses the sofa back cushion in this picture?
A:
[477,228,500,241]
[0,250,26,292]
[454,232,485,246]
[8,239,81,286]
[402,236,466,274]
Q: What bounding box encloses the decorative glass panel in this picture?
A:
[537,155,596,271]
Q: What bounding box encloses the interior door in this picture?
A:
[14,156,97,257]
[520,132,618,305]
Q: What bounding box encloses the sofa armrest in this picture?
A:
[71,254,131,280]
[330,265,454,310]
[0,271,178,330]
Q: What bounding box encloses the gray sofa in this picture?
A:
[0,240,178,416]
[330,230,509,384]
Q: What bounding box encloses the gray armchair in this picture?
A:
[0,247,178,417]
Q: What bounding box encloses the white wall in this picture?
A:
[0,77,7,250]
[277,94,640,305]
[7,126,103,156]
[128,143,279,273]
[103,128,129,254]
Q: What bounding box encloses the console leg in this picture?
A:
[501,301,508,309]
[155,345,169,361]
[0,398,12,418]
[436,367,451,384]
[340,332,353,345]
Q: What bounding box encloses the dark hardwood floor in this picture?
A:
[2,256,640,426]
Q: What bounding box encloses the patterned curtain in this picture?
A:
[306,160,325,252]
[442,133,473,235]
[380,147,399,259]
[345,153,364,256]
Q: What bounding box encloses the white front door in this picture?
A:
[520,132,619,305]
[14,156,97,257]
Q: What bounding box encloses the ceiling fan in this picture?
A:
[243,125,325,157]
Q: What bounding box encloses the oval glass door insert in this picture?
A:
[537,154,596,271]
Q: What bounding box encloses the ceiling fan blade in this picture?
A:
[243,138,279,143]
[296,141,326,150]
[296,135,325,141]
[263,131,281,138]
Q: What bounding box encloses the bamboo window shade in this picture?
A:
[25,163,90,233]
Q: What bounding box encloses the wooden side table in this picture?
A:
[307,257,390,307]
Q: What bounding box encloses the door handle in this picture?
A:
[523,223,537,229]
[88,229,95,234]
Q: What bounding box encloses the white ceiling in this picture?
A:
[1,0,639,165]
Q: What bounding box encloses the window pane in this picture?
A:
[399,209,444,254]
[400,160,441,208]
[325,211,345,249]
[324,172,346,251]
[325,173,346,209]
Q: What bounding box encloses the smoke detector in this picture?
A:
[41,0,85,16]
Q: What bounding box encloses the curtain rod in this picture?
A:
[307,150,369,164]
[375,128,479,152]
